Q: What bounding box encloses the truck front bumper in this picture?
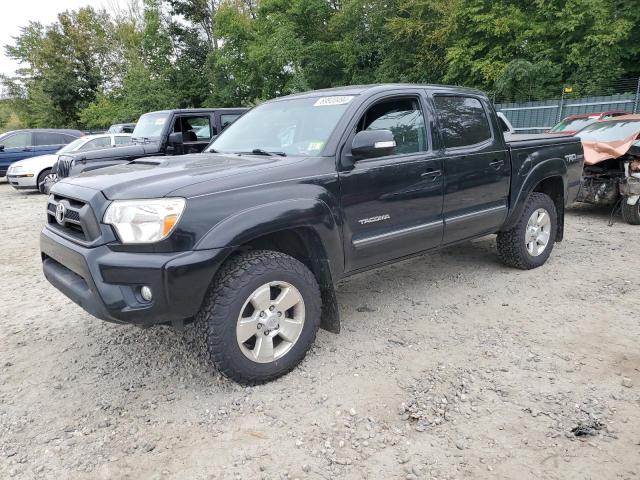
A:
[41,227,231,326]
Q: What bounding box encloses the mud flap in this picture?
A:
[316,259,340,334]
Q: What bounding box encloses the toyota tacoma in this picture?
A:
[40,84,584,384]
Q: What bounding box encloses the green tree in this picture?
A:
[4,7,115,127]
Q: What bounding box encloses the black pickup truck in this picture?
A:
[50,108,247,182]
[40,84,584,384]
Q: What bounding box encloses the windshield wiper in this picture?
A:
[244,149,287,157]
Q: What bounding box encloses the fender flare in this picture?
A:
[503,156,568,231]
[195,198,344,333]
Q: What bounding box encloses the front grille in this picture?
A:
[47,194,97,242]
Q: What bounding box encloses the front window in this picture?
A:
[550,117,596,133]
[357,98,428,154]
[131,113,169,141]
[577,119,640,143]
[172,116,212,142]
[208,96,354,156]
[2,132,32,149]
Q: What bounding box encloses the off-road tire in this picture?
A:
[37,169,52,194]
[621,198,640,225]
[195,250,321,385]
[497,192,557,270]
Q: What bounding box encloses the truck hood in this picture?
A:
[56,153,289,199]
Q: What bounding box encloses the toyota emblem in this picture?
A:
[55,202,66,225]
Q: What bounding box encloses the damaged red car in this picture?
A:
[576,115,640,224]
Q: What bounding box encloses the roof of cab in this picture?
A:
[272,83,487,102]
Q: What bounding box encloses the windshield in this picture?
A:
[131,113,169,141]
[550,117,597,132]
[208,96,355,156]
[577,119,640,143]
[58,138,86,153]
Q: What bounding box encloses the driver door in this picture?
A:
[338,92,444,272]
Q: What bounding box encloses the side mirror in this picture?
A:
[168,132,183,145]
[351,130,396,159]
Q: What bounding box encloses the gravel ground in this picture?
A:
[0,180,638,480]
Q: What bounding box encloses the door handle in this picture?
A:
[421,169,442,180]
[489,160,504,170]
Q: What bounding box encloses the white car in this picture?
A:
[7,133,131,193]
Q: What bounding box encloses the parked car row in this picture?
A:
[7,133,132,192]
[0,108,248,194]
[47,108,247,189]
[0,129,83,177]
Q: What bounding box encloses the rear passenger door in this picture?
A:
[431,94,510,245]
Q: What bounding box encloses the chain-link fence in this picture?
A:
[493,78,640,133]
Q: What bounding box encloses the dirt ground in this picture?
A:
[0,180,638,480]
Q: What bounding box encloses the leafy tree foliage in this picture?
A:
[1,0,638,130]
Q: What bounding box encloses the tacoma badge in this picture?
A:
[358,214,391,225]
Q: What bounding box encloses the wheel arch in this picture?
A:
[196,198,343,333]
[503,157,567,241]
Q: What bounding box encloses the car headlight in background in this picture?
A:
[103,198,186,244]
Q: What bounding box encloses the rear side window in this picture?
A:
[434,96,492,148]
[35,132,65,146]
[357,97,428,155]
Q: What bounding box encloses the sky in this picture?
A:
[0,0,112,77]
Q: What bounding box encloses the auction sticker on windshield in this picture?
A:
[314,96,354,107]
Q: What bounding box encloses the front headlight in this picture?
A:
[103,198,186,244]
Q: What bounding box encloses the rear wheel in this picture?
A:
[621,197,640,225]
[497,192,557,270]
[195,250,321,385]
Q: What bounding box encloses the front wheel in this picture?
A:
[195,250,321,385]
[621,197,640,225]
[37,169,56,194]
[497,192,557,270]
